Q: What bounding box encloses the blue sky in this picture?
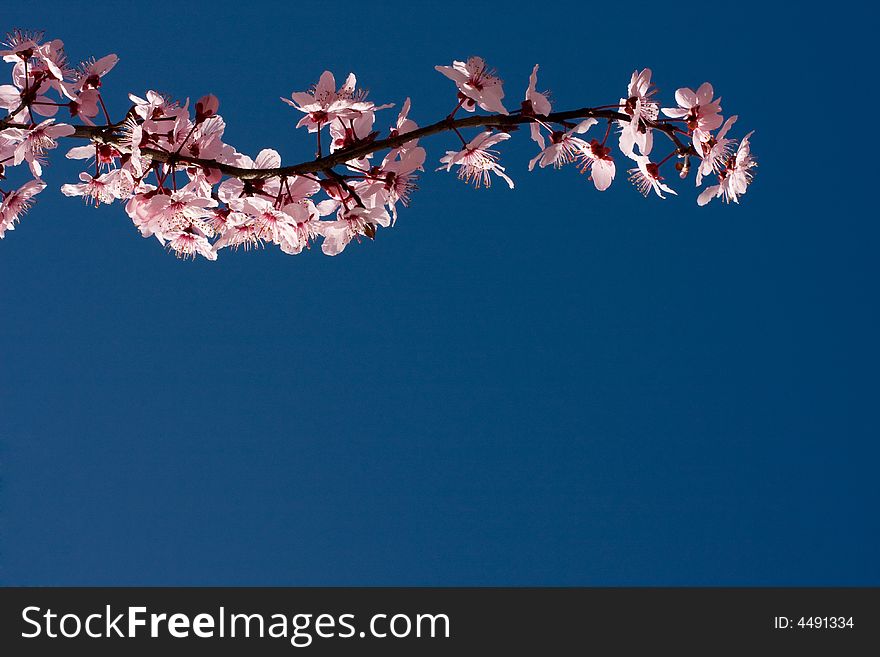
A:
[1,0,877,585]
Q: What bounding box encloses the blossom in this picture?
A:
[0,31,66,79]
[2,118,75,176]
[123,187,159,238]
[436,57,508,115]
[217,149,285,201]
[0,178,46,238]
[142,187,218,239]
[622,68,659,121]
[523,65,552,149]
[67,88,100,124]
[619,98,654,158]
[438,131,514,189]
[129,90,176,120]
[697,132,756,205]
[329,112,376,152]
[618,69,659,157]
[662,82,723,138]
[528,119,596,170]
[578,139,616,191]
[72,54,118,92]
[0,80,54,120]
[281,71,391,132]
[65,142,122,172]
[34,39,72,94]
[523,65,551,117]
[218,151,320,222]
[1,30,43,62]
[203,207,240,235]
[379,146,425,219]
[0,34,73,117]
[233,197,300,245]
[213,217,262,252]
[694,115,737,186]
[195,94,219,123]
[0,83,24,112]
[61,170,134,206]
[356,146,426,223]
[178,114,235,163]
[278,202,323,255]
[126,91,190,156]
[628,156,677,198]
[0,43,71,120]
[165,229,217,260]
[389,97,419,152]
[0,132,15,161]
[320,204,389,256]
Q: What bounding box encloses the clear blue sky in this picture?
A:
[1,0,877,585]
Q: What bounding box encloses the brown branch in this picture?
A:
[2,105,696,181]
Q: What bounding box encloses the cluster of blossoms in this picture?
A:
[0,32,757,259]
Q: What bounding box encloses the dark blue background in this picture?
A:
[2,0,877,584]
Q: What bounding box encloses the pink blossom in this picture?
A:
[628,156,677,198]
[622,68,659,121]
[321,204,389,256]
[0,83,23,112]
[213,218,262,253]
[61,170,134,206]
[662,82,723,140]
[142,187,218,239]
[218,149,285,202]
[2,36,73,113]
[618,98,654,158]
[178,114,235,163]
[389,97,419,152]
[0,178,45,238]
[234,197,300,246]
[523,64,551,116]
[281,71,391,133]
[195,94,219,123]
[697,132,757,206]
[356,146,426,223]
[67,88,100,124]
[129,90,175,120]
[36,40,71,93]
[72,54,118,92]
[3,118,75,176]
[65,142,122,172]
[127,92,190,155]
[124,188,160,238]
[165,229,217,261]
[329,112,376,152]
[438,132,514,189]
[618,69,659,157]
[523,64,552,149]
[0,48,69,120]
[436,57,508,115]
[694,115,737,186]
[528,119,596,170]
[0,30,42,62]
[0,81,54,120]
[578,140,616,191]
[0,132,16,161]
[379,146,425,217]
[278,202,323,255]
[204,207,243,235]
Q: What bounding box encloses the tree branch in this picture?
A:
[2,106,696,181]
